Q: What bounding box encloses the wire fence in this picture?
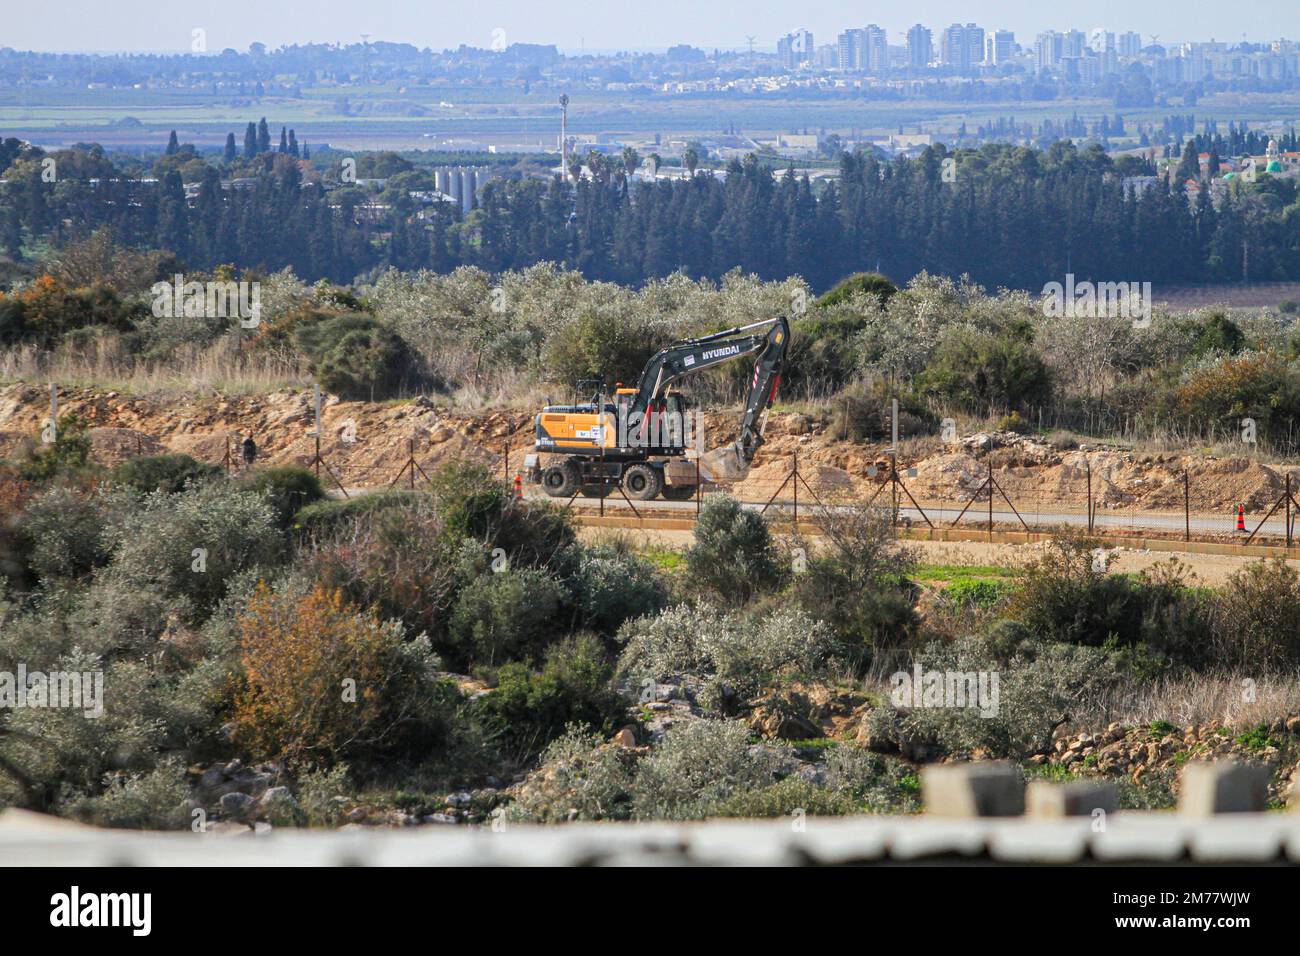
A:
[94,425,1300,548]
[694,451,1300,547]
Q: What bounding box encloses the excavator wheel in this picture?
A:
[579,483,613,498]
[660,485,695,501]
[622,463,664,501]
[541,460,581,498]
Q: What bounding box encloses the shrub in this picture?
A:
[110,454,221,494]
[917,327,1052,413]
[617,603,838,713]
[1211,558,1300,668]
[815,271,898,309]
[474,634,626,760]
[295,313,425,401]
[828,380,934,443]
[15,485,111,582]
[102,482,284,619]
[1172,351,1300,433]
[307,495,459,640]
[995,410,1035,434]
[786,312,868,396]
[293,489,425,538]
[430,461,574,569]
[232,584,454,767]
[871,633,1120,759]
[0,646,173,810]
[569,545,667,636]
[504,725,637,822]
[1007,535,1212,669]
[543,308,667,389]
[824,744,922,813]
[685,496,782,604]
[238,466,325,528]
[63,759,191,830]
[791,505,919,670]
[630,719,792,820]
[1191,313,1245,357]
[296,764,353,827]
[448,568,568,667]
[19,413,93,482]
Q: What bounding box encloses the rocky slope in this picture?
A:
[2,383,1296,520]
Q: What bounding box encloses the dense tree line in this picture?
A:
[471,141,1300,289]
[2,139,1299,291]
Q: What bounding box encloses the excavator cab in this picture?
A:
[625,391,687,453]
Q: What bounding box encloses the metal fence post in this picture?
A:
[792,452,798,525]
[987,457,993,541]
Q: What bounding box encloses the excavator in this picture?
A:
[525,317,789,500]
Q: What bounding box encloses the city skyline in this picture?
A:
[0,0,1294,54]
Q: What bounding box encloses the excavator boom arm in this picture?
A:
[734,317,789,464]
[630,316,789,481]
[630,322,774,415]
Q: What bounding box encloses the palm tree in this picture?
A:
[621,146,640,180]
[683,147,699,178]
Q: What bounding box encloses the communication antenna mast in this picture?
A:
[559,94,570,182]
[746,36,756,73]
[360,34,371,85]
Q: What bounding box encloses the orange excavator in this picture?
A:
[524,317,789,500]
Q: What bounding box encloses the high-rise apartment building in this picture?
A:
[1036,31,1064,72]
[865,24,888,73]
[986,29,1016,65]
[941,23,984,72]
[906,24,932,69]
[777,29,814,69]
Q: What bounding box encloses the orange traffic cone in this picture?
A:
[514,473,523,499]
[1236,504,1245,532]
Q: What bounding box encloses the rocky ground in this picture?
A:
[179,669,1300,831]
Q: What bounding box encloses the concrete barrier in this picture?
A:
[1178,761,1269,816]
[1027,780,1118,819]
[921,762,1025,817]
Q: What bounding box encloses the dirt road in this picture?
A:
[576,526,1297,585]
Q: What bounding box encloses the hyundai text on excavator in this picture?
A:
[524,317,789,500]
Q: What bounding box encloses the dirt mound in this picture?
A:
[0,431,35,462]
[0,384,507,487]
[733,459,858,501]
[88,428,166,467]
[3,383,1299,514]
[168,433,236,465]
[911,453,987,501]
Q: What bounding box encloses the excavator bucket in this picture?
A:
[699,441,751,482]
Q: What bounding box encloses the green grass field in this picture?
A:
[4,84,1297,151]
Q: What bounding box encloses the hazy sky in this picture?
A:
[4,0,1293,53]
